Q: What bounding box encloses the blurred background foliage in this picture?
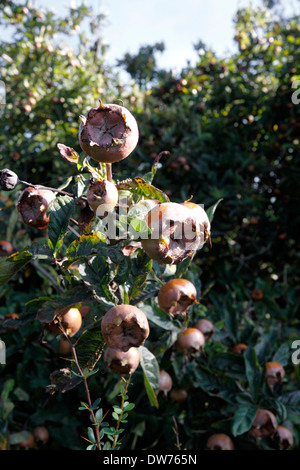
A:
[0,0,299,450]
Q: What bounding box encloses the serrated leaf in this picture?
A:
[116,177,169,203]
[232,404,258,436]
[0,251,32,286]
[47,196,75,253]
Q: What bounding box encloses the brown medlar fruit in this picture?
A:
[175,328,205,355]
[104,346,140,375]
[158,278,197,316]
[0,169,19,191]
[170,388,188,403]
[206,433,235,450]
[141,202,210,265]
[46,307,82,338]
[17,187,55,229]
[0,240,13,257]
[266,362,285,387]
[250,409,278,438]
[276,425,293,450]
[33,426,49,444]
[158,370,173,393]
[101,304,150,352]
[194,319,214,342]
[86,178,118,217]
[231,343,248,354]
[78,101,139,163]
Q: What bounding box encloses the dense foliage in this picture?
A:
[0,1,299,451]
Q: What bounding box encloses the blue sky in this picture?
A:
[6,1,299,71]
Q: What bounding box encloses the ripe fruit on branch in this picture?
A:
[206,434,235,450]
[158,278,197,316]
[231,343,248,354]
[170,388,188,403]
[104,346,140,375]
[0,240,13,257]
[17,187,55,229]
[46,307,82,338]
[265,362,285,387]
[0,169,19,191]
[158,370,173,393]
[19,432,35,449]
[101,304,150,352]
[251,289,263,301]
[86,178,118,217]
[33,426,49,444]
[250,409,278,438]
[194,319,214,342]
[141,202,210,265]
[78,101,139,163]
[276,425,293,450]
[58,339,73,356]
[175,328,205,355]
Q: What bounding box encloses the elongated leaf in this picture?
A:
[244,347,263,402]
[232,404,258,436]
[117,177,169,203]
[206,198,223,223]
[138,346,159,408]
[48,196,75,253]
[0,251,32,286]
[141,304,181,332]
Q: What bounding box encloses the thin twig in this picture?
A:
[30,260,65,293]
[172,416,181,450]
[19,180,74,197]
[68,225,81,238]
[57,319,102,451]
[112,375,131,449]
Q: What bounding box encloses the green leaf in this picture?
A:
[206,198,223,223]
[36,285,91,323]
[232,404,258,436]
[128,250,152,300]
[138,346,160,408]
[244,347,263,402]
[47,195,75,253]
[87,427,96,444]
[66,232,120,264]
[0,251,32,286]
[116,177,170,203]
[141,304,181,332]
[9,431,31,446]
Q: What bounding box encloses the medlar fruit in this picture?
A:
[206,433,235,450]
[0,169,19,191]
[46,307,82,338]
[104,346,140,375]
[194,318,214,342]
[101,304,150,352]
[265,362,285,387]
[231,343,248,354]
[141,202,210,265]
[78,101,139,163]
[170,388,188,403]
[276,425,293,450]
[158,370,173,393]
[250,409,278,438]
[0,240,13,257]
[175,328,205,355]
[86,178,118,217]
[158,278,197,316]
[17,187,55,229]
